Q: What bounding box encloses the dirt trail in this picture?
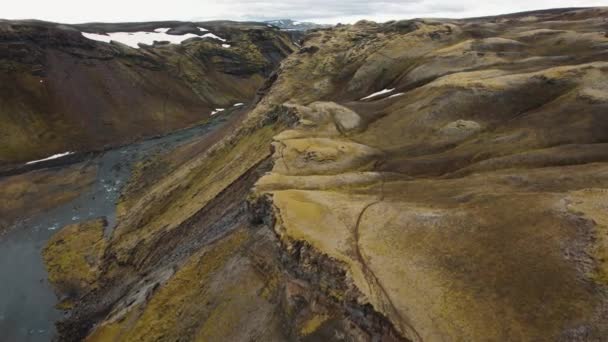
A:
[0,109,241,342]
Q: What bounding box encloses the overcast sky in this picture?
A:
[4,0,607,24]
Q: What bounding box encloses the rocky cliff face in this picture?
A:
[40,7,608,341]
[0,20,295,167]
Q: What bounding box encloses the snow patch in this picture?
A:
[82,31,198,48]
[26,152,74,165]
[360,88,395,100]
[201,33,226,42]
[211,108,225,116]
[198,27,209,32]
[222,44,231,48]
[388,92,405,99]
[82,27,226,49]
[233,103,244,107]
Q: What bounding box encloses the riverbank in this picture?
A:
[0,107,243,341]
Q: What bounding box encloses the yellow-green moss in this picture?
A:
[299,314,330,336]
[89,229,249,341]
[112,124,280,264]
[43,218,107,296]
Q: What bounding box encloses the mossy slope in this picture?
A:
[0,20,295,166]
[252,7,608,341]
[45,7,608,342]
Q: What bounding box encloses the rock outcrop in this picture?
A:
[40,7,608,341]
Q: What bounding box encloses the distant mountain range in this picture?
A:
[264,19,331,31]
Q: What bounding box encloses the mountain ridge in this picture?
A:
[2,6,608,342]
[0,19,296,167]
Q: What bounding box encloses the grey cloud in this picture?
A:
[3,0,605,24]
[222,0,423,20]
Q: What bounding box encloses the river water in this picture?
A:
[0,111,236,341]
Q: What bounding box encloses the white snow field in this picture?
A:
[82,27,226,49]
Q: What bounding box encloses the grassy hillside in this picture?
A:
[41,7,608,341]
[0,19,295,166]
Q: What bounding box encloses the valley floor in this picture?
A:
[0,108,244,341]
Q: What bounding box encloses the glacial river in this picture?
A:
[0,110,237,341]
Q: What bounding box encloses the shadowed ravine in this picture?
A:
[0,109,240,341]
